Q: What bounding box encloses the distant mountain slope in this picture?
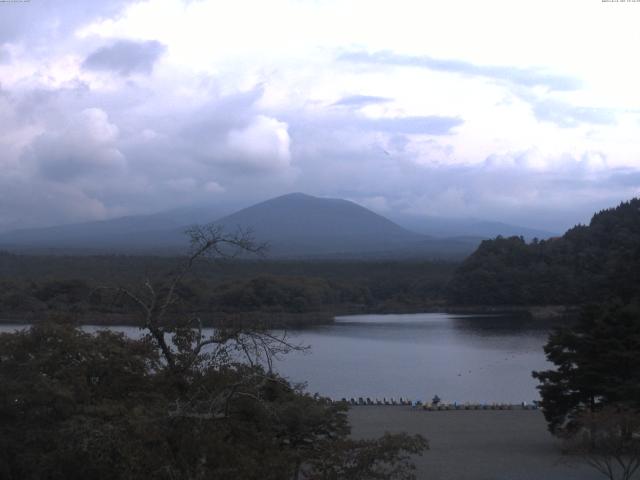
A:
[0,205,230,252]
[447,198,640,305]
[213,193,426,256]
[388,213,557,240]
[0,193,482,259]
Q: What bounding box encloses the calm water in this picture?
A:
[0,313,553,403]
[275,313,552,403]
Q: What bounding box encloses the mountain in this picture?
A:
[0,205,231,253]
[0,193,481,258]
[207,193,488,258]
[212,193,464,257]
[447,198,640,305]
[388,213,557,240]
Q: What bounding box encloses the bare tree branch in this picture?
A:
[111,222,302,376]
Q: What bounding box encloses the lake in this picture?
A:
[0,312,553,404]
[275,313,552,404]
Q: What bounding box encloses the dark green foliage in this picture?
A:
[0,257,455,323]
[448,198,640,305]
[212,275,343,312]
[305,433,428,480]
[0,322,163,480]
[532,303,640,434]
[0,321,427,479]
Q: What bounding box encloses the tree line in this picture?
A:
[447,198,640,306]
[0,255,455,325]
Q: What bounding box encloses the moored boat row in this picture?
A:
[336,397,540,410]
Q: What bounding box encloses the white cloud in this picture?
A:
[79,108,119,143]
[0,0,638,233]
[204,181,225,193]
[580,151,607,172]
[226,115,291,171]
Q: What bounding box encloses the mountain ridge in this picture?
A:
[0,193,552,259]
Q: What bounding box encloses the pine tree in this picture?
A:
[533,303,640,434]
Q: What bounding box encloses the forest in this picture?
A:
[1,198,639,334]
[3,198,640,328]
[0,253,455,326]
[447,199,640,306]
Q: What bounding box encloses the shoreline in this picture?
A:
[344,401,539,410]
[0,304,577,327]
[0,310,335,328]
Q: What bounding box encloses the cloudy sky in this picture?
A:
[1,0,639,233]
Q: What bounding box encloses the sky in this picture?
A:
[1,0,639,233]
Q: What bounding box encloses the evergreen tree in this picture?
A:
[447,198,640,306]
[533,303,640,434]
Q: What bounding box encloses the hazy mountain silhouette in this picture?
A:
[212,193,427,257]
[388,213,557,240]
[0,193,548,258]
[0,205,229,253]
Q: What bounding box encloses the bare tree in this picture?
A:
[563,406,640,480]
[113,224,306,418]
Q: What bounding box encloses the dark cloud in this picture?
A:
[0,177,108,232]
[608,169,640,187]
[83,40,166,76]
[23,108,125,181]
[333,95,392,107]
[339,50,582,92]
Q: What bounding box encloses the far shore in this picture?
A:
[348,406,600,480]
[0,311,334,329]
[0,304,578,328]
[442,304,579,320]
[358,304,578,320]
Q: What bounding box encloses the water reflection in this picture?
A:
[0,313,556,404]
[274,313,554,403]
